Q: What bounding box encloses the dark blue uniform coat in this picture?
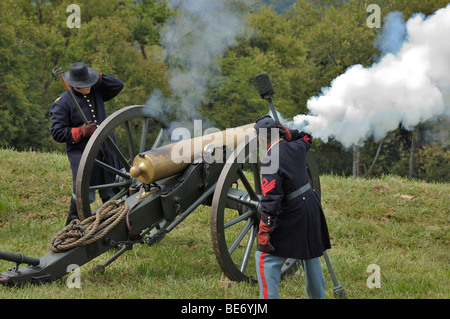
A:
[258,130,331,260]
[50,74,124,193]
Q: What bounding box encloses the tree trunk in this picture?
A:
[409,126,420,179]
[36,0,43,25]
[353,145,361,178]
[365,139,384,177]
[140,44,147,60]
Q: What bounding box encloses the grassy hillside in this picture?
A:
[0,148,448,299]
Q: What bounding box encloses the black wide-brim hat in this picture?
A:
[62,62,99,88]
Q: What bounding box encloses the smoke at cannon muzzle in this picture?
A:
[292,5,450,148]
[145,0,257,121]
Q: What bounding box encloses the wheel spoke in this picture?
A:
[90,188,129,215]
[88,180,129,191]
[152,128,165,150]
[124,120,136,160]
[228,218,253,256]
[106,187,129,201]
[94,159,129,179]
[252,164,262,195]
[237,168,258,201]
[139,117,149,153]
[105,136,131,171]
[240,223,257,272]
[224,210,253,229]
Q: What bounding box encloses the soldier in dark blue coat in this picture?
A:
[50,62,124,225]
[254,115,331,299]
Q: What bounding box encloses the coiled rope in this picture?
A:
[49,200,129,253]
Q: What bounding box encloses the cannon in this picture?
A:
[0,104,322,286]
[1,67,347,295]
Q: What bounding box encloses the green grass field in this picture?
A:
[0,148,448,299]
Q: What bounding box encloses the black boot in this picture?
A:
[65,197,79,226]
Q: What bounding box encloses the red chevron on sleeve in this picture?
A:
[262,177,276,197]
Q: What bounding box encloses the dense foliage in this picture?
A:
[0,0,448,181]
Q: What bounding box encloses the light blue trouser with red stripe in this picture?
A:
[255,251,326,299]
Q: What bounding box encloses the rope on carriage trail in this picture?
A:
[49,200,129,253]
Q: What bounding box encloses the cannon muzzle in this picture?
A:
[0,250,40,267]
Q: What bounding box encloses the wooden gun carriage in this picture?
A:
[0,104,324,287]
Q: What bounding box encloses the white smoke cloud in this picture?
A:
[374,11,407,57]
[146,0,255,121]
[293,5,450,148]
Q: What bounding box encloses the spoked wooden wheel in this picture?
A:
[209,136,276,282]
[75,105,171,220]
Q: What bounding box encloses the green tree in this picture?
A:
[132,0,173,60]
[204,4,318,129]
[418,143,450,182]
[0,0,51,149]
[0,0,171,151]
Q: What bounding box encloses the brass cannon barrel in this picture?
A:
[130,123,255,184]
